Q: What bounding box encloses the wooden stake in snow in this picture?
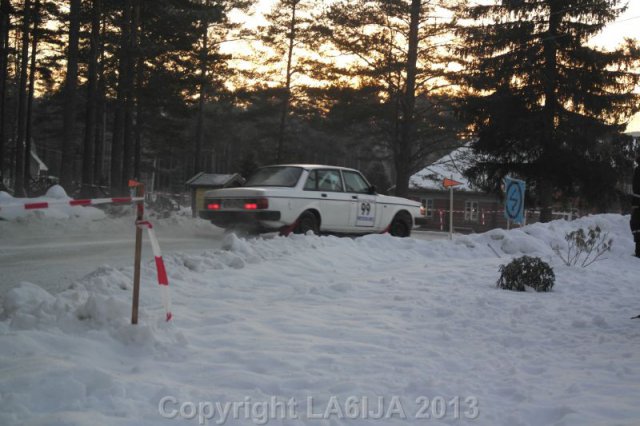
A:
[130,180,144,325]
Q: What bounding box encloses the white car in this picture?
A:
[199,165,421,237]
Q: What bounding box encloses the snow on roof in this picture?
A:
[186,172,244,187]
[410,146,476,191]
[30,149,48,173]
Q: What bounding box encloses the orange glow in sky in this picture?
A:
[226,0,640,130]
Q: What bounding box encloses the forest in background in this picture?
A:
[0,0,639,221]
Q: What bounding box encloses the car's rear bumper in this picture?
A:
[198,210,282,229]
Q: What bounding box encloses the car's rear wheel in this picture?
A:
[294,211,319,235]
[389,213,411,237]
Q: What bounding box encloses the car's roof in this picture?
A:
[261,164,359,172]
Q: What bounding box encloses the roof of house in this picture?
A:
[410,147,475,192]
[186,172,244,188]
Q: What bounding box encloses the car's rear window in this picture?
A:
[244,166,303,187]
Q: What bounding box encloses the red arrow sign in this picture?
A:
[443,178,463,188]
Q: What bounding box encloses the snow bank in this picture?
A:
[1,214,639,425]
[0,185,106,221]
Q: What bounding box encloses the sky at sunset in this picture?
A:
[231,0,640,131]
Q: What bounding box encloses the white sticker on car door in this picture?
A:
[356,197,376,227]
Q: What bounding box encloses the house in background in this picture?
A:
[186,173,245,217]
[408,147,537,233]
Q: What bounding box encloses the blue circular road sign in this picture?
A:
[505,180,524,220]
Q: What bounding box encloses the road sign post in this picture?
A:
[504,177,526,226]
[443,177,463,240]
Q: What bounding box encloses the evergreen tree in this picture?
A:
[256,0,319,162]
[0,0,11,186]
[81,0,102,197]
[15,0,32,197]
[60,0,81,191]
[24,0,40,194]
[323,0,463,197]
[454,0,640,220]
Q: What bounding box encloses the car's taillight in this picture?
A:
[207,202,221,210]
[420,206,426,216]
[244,198,268,210]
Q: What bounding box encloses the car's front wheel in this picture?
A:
[389,212,412,237]
[294,211,319,235]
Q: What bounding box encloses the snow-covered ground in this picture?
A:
[0,187,224,299]
[1,201,639,425]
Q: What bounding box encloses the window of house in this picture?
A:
[465,201,479,222]
[421,198,434,218]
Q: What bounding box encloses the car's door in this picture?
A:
[304,169,352,231]
[342,170,378,231]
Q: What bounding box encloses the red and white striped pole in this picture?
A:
[0,196,144,212]
[136,220,173,322]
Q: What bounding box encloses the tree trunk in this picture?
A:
[394,0,421,198]
[276,0,298,163]
[122,0,138,188]
[194,8,209,175]
[81,0,101,197]
[15,0,31,197]
[24,0,40,195]
[60,0,80,191]
[134,52,143,179]
[539,2,561,222]
[110,0,131,194]
[0,0,11,185]
[94,14,106,187]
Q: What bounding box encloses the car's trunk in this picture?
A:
[204,187,268,198]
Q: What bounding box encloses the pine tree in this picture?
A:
[258,0,317,162]
[15,0,32,197]
[81,0,102,197]
[454,0,640,220]
[323,0,462,197]
[23,0,40,194]
[60,0,81,191]
[0,0,11,187]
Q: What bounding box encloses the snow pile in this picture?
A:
[0,185,106,221]
[1,215,639,425]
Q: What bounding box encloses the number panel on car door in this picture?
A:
[342,170,378,230]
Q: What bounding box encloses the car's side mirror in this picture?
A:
[368,185,376,195]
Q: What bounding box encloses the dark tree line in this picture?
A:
[454,0,640,219]
[0,0,638,218]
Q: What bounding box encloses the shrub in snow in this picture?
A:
[497,256,555,292]
[553,226,612,268]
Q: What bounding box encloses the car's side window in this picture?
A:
[317,170,343,192]
[304,170,317,190]
[342,171,371,194]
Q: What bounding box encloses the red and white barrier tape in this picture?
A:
[136,220,173,322]
[0,196,144,211]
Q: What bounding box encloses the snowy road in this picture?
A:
[0,216,445,299]
[0,215,225,299]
